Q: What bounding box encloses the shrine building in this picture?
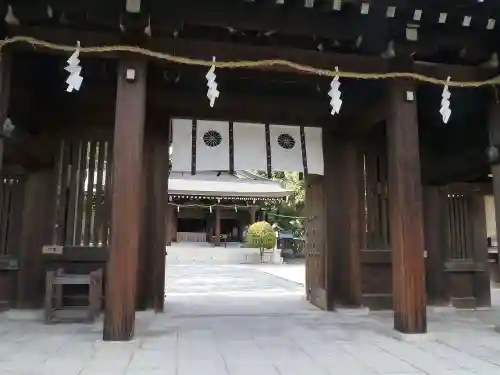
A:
[167,169,290,245]
[0,0,500,342]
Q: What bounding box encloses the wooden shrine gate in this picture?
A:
[424,183,490,309]
[0,173,24,308]
[304,175,329,310]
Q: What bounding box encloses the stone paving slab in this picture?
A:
[1,264,500,375]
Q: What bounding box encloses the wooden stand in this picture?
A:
[44,268,103,324]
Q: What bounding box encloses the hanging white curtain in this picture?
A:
[233,122,267,171]
[171,118,193,171]
[269,124,303,173]
[195,120,230,171]
[304,127,324,175]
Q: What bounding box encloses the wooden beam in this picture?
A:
[103,58,146,341]
[150,1,363,40]
[421,150,489,184]
[387,78,427,334]
[343,98,387,134]
[43,84,335,128]
[2,126,53,167]
[6,25,495,81]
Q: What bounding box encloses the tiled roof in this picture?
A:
[168,171,291,198]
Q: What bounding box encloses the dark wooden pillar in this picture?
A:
[470,194,490,307]
[150,137,169,312]
[387,79,427,334]
[137,136,152,311]
[103,58,146,341]
[324,131,363,307]
[166,205,175,245]
[423,187,448,305]
[17,170,53,308]
[214,208,221,246]
[249,207,257,224]
[138,129,168,312]
[0,51,11,207]
[488,90,500,278]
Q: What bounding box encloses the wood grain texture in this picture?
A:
[488,92,500,285]
[304,175,329,310]
[151,137,169,312]
[17,171,54,308]
[423,187,449,305]
[387,79,427,334]
[323,131,362,307]
[103,58,146,341]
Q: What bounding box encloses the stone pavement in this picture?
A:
[1,264,500,375]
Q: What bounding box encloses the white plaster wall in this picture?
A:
[485,195,496,238]
[166,242,282,265]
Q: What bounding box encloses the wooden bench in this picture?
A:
[44,268,103,324]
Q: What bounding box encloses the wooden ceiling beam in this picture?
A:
[149,1,364,40]
[6,25,495,82]
[421,150,489,184]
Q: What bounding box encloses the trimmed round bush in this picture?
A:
[246,221,276,250]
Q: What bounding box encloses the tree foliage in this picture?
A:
[246,221,277,261]
[255,171,305,236]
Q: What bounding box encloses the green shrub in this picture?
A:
[246,221,276,262]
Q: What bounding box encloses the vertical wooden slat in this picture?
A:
[65,142,81,245]
[462,197,471,258]
[365,150,380,248]
[447,196,455,258]
[191,120,197,175]
[93,141,106,246]
[83,141,97,245]
[104,58,146,341]
[102,141,113,246]
[6,178,24,257]
[54,141,69,244]
[387,79,426,334]
[0,180,11,254]
[470,195,490,307]
[74,141,89,246]
[378,151,390,247]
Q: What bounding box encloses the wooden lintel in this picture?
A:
[2,127,53,167]
[344,98,387,134]
[421,150,489,185]
[41,85,335,128]
[5,25,495,81]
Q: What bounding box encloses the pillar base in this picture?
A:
[389,331,435,342]
[335,307,370,316]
